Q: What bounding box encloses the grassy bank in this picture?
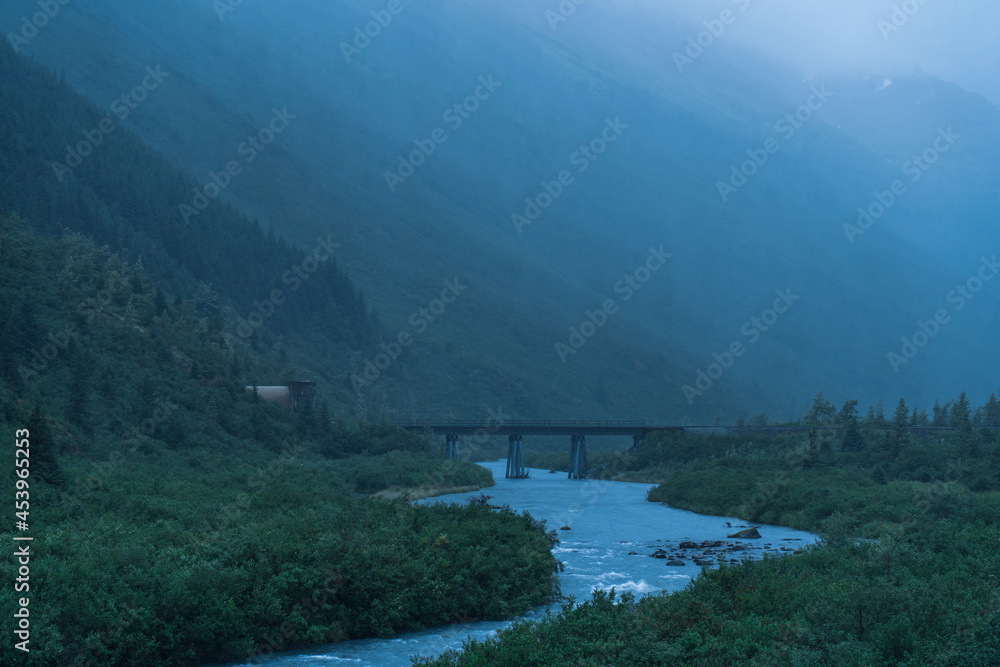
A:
[1,408,559,667]
[374,484,491,501]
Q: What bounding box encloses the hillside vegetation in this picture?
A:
[0,42,378,413]
[0,214,560,666]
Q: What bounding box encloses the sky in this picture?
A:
[617,0,1000,105]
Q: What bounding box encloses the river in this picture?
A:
[222,461,817,666]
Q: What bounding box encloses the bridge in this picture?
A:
[394,421,980,479]
[396,420,660,479]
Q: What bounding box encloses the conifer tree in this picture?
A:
[891,397,910,456]
[841,415,866,451]
[154,289,168,316]
[836,399,859,424]
[951,392,972,428]
[802,392,835,424]
[26,403,67,487]
[871,465,888,485]
[865,405,877,424]
[985,392,1000,427]
[952,392,977,458]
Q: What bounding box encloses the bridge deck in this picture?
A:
[393,422,982,437]
[396,420,657,436]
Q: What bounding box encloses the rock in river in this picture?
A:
[728,527,762,539]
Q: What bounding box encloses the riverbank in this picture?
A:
[246,460,814,666]
[1,395,553,667]
[373,483,491,501]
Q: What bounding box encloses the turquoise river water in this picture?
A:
[222,460,817,666]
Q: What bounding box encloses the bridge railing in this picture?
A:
[386,422,994,432]
[392,420,647,429]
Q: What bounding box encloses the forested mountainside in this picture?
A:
[0,211,559,666]
[7,1,999,421]
[0,43,378,411]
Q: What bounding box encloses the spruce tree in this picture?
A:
[871,465,888,485]
[986,393,1000,427]
[802,392,835,424]
[841,416,866,452]
[153,289,168,316]
[865,405,877,424]
[952,392,977,458]
[26,403,67,487]
[951,392,972,428]
[836,399,859,424]
[891,398,910,456]
[933,400,945,424]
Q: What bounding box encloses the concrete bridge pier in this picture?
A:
[569,434,588,479]
[445,434,460,460]
[629,434,643,453]
[506,434,528,479]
